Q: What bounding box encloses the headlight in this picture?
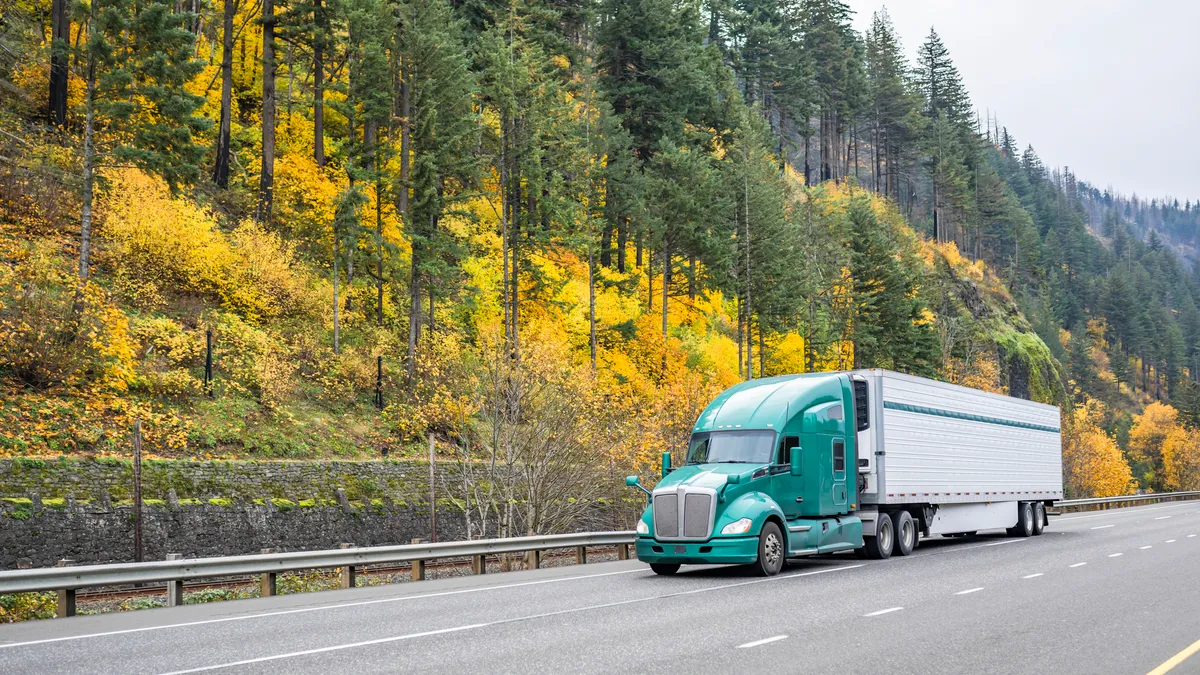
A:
[636,519,650,535]
[721,517,753,535]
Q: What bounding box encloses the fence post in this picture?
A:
[133,421,143,563]
[55,559,75,618]
[166,554,184,606]
[260,548,278,596]
[339,543,356,588]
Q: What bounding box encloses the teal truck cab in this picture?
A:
[628,372,865,576]
[627,370,1062,576]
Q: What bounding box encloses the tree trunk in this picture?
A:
[49,0,69,127]
[333,232,341,355]
[616,216,627,273]
[661,242,670,338]
[212,0,235,187]
[759,318,765,378]
[743,162,752,380]
[313,0,326,167]
[79,55,97,280]
[589,244,597,371]
[407,252,421,380]
[257,0,276,223]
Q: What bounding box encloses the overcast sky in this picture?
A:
[845,0,1200,203]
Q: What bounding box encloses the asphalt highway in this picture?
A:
[2,500,1199,674]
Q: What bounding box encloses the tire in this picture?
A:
[894,511,916,556]
[1007,502,1035,537]
[752,521,786,576]
[863,512,894,560]
[649,563,680,576]
[1032,503,1045,536]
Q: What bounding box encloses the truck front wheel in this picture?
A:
[752,522,785,576]
[864,513,894,559]
[650,563,680,575]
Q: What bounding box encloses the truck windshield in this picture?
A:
[686,430,776,465]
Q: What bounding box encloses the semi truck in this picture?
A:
[626,369,1063,576]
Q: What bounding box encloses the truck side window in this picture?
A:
[833,439,845,473]
[777,436,799,465]
[853,380,869,432]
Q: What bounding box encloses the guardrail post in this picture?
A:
[575,546,587,565]
[526,549,541,570]
[55,558,75,618]
[260,548,278,597]
[412,559,426,581]
[472,554,486,575]
[166,554,184,606]
[617,543,629,561]
[339,543,357,588]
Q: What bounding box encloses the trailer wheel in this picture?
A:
[752,522,786,576]
[863,512,894,559]
[1007,502,1035,537]
[894,511,916,556]
[650,563,680,576]
[1032,503,1045,535]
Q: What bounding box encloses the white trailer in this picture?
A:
[850,369,1063,539]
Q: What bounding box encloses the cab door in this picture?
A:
[770,435,803,519]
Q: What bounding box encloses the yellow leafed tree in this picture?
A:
[1062,398,1135,498]
[1162,425,1200,491]
[1128,401,1180,491]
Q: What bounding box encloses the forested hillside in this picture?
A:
[1,0,1197,497]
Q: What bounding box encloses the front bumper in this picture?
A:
[635,535,759,565]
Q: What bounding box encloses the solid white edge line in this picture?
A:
[1055,502,1198,521]
[864,607,903,617]
[0,567,647,651]
[736,635,789,649]
[1022,573,1044,579]
[157,624,489,675]
[160,564,866,673]
[1090,525,1115,530]
[1069,563,1087,568]
[955,587,984,595]
[2,528,1040,652]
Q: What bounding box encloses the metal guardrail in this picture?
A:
[1053,490,1200,512]
[0,531,636,618]
[4,490,1199,620]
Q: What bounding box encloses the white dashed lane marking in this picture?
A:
[1154,516,1172,520]
[1023,573,1044,579]
[1091,525,1115,530]
[1109,553,1123,558]
[864,607,904,617]
[955,588,984,595]
[1070,563,1087,568]
[737,635,788,649]
[1140,546,1152,550]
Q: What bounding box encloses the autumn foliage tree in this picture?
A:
[1061,398,1135,498]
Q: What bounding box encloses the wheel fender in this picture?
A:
[715,491,786,536]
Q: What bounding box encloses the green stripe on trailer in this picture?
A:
[883,401,1060,433]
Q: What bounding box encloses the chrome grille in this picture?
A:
[654,493,679,538]
[683,493,713,537]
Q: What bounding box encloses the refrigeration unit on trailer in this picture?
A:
[626,369,1063,575]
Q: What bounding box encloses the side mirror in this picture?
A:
[791,445,803,476]
[625,475,652,500]
[726,474,740,485]
[661,451,672,479]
